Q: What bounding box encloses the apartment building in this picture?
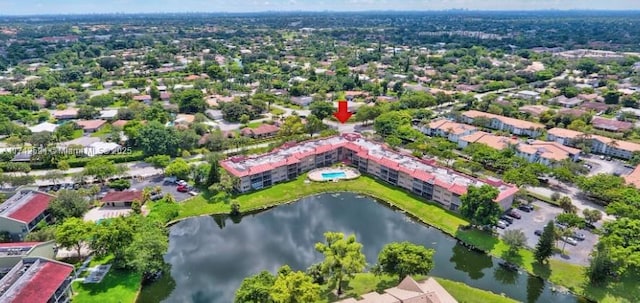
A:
[0,257,74,303]
[221,134,518,211]
[460,110,544,138]
[0,191,54,240]
[515,140,581,166]
[547,128,640,159]
[421,119,477,144]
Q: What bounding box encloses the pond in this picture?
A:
[138,192,585,303]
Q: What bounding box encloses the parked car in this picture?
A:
[562,236,578,246]
[599,155,606,160]
[572,232,586,241]
[534,230,543,236]
[177,185,188,192]
[605,156,612,161]
[188,191,198,196]
[506,210,522,219]
[496,221,508,229]
[500,215,514,224]
[518,204,534,212]
[163,176,177,184]
[177,180,188,186]
[150,193,165,201]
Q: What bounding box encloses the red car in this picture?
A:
[177,185,188,192]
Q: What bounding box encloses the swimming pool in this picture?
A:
[321,171,347,180]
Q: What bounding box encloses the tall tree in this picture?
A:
[304,114,324,137]
[207,154,221,185]
[270,265,320,303]
[534,221,556,263]
[89,216,135,267]
[235,271,276,303]
[83,158,126,184]
[55,217,93,258]
[49,189,91,222]
[315,232,366,295]
[173,89,205,114]
[459,185,501,227]
[124,218,169,282]
[309,101,335,120]
[165,158,191,180]
[374,241,435,282]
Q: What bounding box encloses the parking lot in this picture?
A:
[496,201,598,265]
[582,154,634,176]
[129,175,194,202]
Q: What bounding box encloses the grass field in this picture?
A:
[72,256,141,303]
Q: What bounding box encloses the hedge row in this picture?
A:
[29,150,146,169]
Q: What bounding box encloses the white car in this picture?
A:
[177,180,188,186]
[562,236,578,246]
[496,221,508,229]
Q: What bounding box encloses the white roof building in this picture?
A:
[28,122,58,133]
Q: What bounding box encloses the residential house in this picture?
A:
[460,110,544,137]
[52,109,78,120]
[624,165,640,188]
[581,102,610,113]
[591,117,634,132]
[28,122,58,133]
[111,120,129,128]
[133,95,152,103]
[0,257,74,303]
[220,134,518,211]
[0,191,54,240]
[421,119,477,144]
[550,95,583,108]
[99,109,118,121]
[335,276,457,303]
[515,90,541,101]
[205,109,224,121]
[160,92,171,101]
[290,96,313,107]
[75,119,107,133]
[174,114,195,127]
[102,190,143,207]
[241,124,280,139]
[519,105,550,117]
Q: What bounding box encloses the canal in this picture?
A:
[138,192,584,303]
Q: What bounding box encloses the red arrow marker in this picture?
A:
[333,100,352,124]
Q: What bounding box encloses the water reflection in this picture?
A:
[527,275,545,303]
[138,193,581,303]
[449,243,493,280]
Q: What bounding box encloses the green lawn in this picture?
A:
[435,278,518,303]
[72,256,142,303]
[170,175,638,303]
[71,129,84,139]
[175,175,468,235]
[245,121,264,129]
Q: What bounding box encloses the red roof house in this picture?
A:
[102,190,144,207]
[0,258,74,303]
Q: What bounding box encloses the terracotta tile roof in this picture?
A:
[517,141,581,161]
[11,260,74,303]
[76,119,107,130]
[547,128,584,139]
[428,119,476,135]
[591,117,634,132]
[111,120,129,128]
[624,165,640,188]
[459,132,516,150]
[463,110,544,130]
[242,124,280,136]
[102,190,143,203]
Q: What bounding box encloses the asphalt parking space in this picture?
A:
[130,175,193,202]
[496,201,597,266]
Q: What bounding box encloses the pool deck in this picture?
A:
[308,166,361,182]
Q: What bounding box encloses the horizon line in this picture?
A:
[2,9,640,17]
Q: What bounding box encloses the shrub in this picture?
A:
[108,179,131,190]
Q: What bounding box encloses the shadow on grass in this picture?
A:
[454,228,500,253]
[581,271,640,303]
[531,261,551,280]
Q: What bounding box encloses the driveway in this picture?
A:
[496,201,598,266]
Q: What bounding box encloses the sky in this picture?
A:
[1,0,640,15]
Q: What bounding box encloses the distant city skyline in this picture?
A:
[1,0,640,15]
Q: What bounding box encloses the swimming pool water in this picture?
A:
[321,171,347,180]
